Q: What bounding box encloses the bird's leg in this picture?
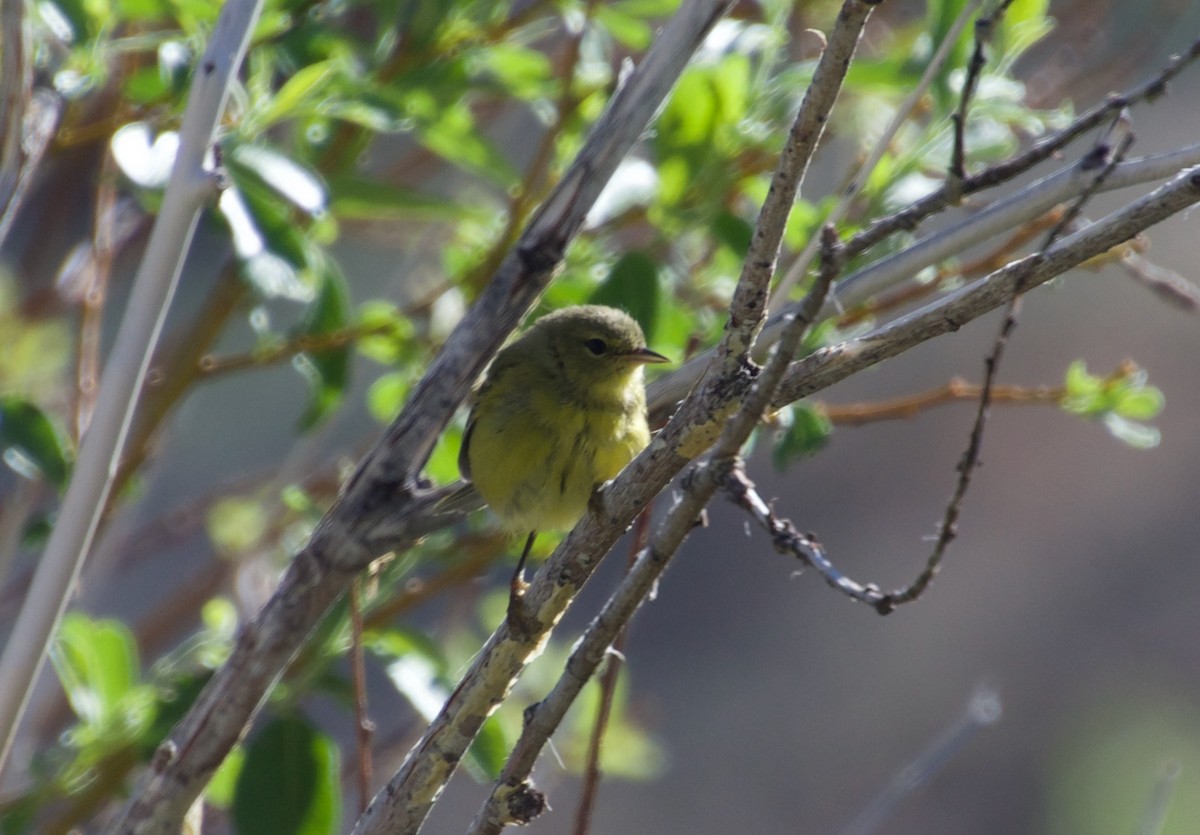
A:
[510,530,536,595]
[506,530,538,632]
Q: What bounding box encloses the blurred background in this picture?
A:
[2,0,1199,832]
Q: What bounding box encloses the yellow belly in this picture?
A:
[466,388,649,533]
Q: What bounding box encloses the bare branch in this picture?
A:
[109,2,738,833]
[881,124,1138,612]
[653,142,1200,423]
[468,225,843,835]
[850,35,1200,255]
[769,0,985,308]
[366,4,878,828]
[947,0,1014,200]
[773,165,1200,412]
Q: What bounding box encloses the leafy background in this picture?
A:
[2,0,1200,832]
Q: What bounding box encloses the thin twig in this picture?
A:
[836,686,1002,835]
[848,36,1200,258]
[0,0,30,219]
[654,141,1200,422]
[195,319,395,378]
[1118,249,1200,312]
[768,0,985,309]
[881,111,1137,609]
[820,377,1062,425]
[947,1,1014,200]
[74,156,120,440]
[349,580,374,815]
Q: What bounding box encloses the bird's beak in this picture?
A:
[626,347,670,364]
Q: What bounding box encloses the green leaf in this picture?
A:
[140,672,212,757]
[367,371,410,422]
[477,43,554,98]
[52,614,140,730]
[1114,388,1164,421]
[412,98,517,186]
[206,496,270,554]
[771,405,832,472]
[232,715,340,835]
[712,210,752,257]
[465,714,508,780]
[295,261,352,430]
[1061,360,1103,413]
[1059,362,1164,448]
[595,4,654,49]
[216,183,312,301]
[252,59,339,131]
[207,746,246,810]
[0,396,71,486]
[356,301,414,366]
[589,251,661,341]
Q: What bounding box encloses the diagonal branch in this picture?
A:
[354,6,879,832]
[108,2,737,833]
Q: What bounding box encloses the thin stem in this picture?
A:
[349,580,374,814]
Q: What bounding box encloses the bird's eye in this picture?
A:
[584,338,608,356]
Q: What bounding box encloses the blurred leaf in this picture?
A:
[413,99,518,186]
[207,746,246,810]
[295,262,352,430]
[206,496,270,555]
[1061,361,1163,449]
[595,4,654,49]
[229,143,327,214]
[771,405,832,472]
[232,715,340,835]
[252,59,339,131]
[1102,414,1160,449]
[111,123,178,190]
[139,672,212,756]
[52,614,141,732]
[329,177,473,222]
[1114,388,1164,421]
[425,422,464,486]
[477,43,553,98]
[216,183,314,302]
[465,715,508,780]
[356,301,414,366]
[367,371,410,422]
[925,0,974,107]
[996,0,1053,63]
[384,652,448,721]
[0,396,70,486]
[712,210,752,257]
[589,251,661,341]
[1062,359,1102,404]
[366,627,446,670]
[587,158,659,227]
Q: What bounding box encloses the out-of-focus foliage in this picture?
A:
[8,0,1168,829]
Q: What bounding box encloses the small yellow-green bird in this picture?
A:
[459,304,669,585]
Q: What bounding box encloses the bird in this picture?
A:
[459,304,669,601]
